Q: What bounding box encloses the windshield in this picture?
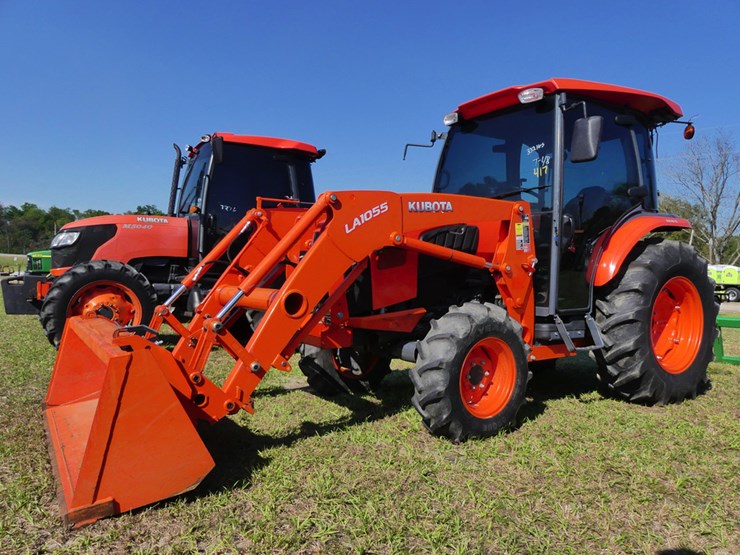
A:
[207,142,316,236]
[433,101,555,211]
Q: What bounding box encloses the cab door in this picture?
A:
[175,144,213,260]
[557,102,649,313]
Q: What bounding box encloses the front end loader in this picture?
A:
[45,79,717,526]
[47,191,536,525]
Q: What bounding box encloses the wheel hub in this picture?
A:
[69,282,140,326]
[467,363,485,386]
[650,276,703,374]
[459,338,516,418]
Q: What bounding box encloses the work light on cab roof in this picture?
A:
[517,87,544,103]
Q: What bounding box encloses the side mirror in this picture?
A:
[628,185,648,199]
[570,115,603,163]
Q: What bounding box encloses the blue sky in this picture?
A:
[1,0,738,213]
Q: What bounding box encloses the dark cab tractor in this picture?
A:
[2,132,323,345]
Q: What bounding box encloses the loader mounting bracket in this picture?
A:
[112,324,160,339]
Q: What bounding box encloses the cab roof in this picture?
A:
[213,133,320,157]
[456,78,683,124]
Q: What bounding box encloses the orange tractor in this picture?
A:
[45,79,716,526]
[2,133,323,345]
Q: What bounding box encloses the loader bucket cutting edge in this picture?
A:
[45,317,215,527]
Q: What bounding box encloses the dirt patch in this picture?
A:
[719,302,740,315]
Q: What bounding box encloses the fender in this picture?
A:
[590,214,691,287]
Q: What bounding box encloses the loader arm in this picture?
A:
[143,191,538,422]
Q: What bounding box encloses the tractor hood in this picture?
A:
[52,215,189,270]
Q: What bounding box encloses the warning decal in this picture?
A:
[515,215,531,252]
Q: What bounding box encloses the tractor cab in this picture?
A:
[171,133,323,257]
[433,79,682,341]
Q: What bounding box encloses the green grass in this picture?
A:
[0,292,738,554]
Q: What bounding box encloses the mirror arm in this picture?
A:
[403,131,445,160]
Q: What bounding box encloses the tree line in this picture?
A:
[660,130,740,265]
[0,203,162,254]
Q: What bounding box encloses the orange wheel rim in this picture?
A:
[650,276,703,374]
[459,337,517,418]
[68,281,143,326]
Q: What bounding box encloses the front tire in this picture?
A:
[410,302,530,442]
[594,239,717,404]
[39,260,157,347]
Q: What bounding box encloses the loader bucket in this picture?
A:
[44,317,214,527]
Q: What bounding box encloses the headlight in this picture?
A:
[50,231,80,248]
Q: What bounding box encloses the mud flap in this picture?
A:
[45,317,214,527]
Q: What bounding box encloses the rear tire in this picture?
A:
[410,302,530,442]
[39,260,157,347]
[594,239,717,404]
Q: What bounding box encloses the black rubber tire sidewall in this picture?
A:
[594,239,717,404]
[39,260,157,347]
[298,345,390,396]
[411,302,529,442]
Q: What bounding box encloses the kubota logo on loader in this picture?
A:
[344,202,389,234]
[407,200,454,213]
